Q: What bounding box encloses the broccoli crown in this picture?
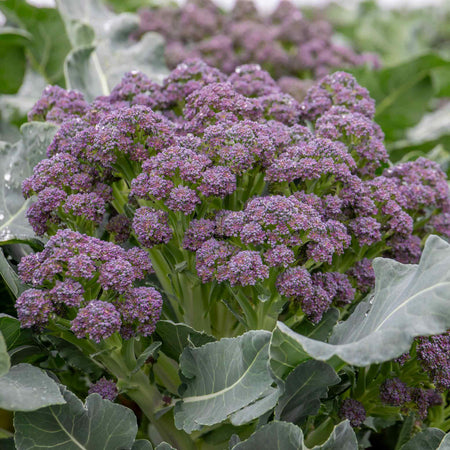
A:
[20,59,449,330]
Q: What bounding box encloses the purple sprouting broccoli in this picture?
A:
[416,333,450,391]
[379,378,412,406]
[88,377,118,401]
[22,58,450,329]
[15,229,159,341]
[135,0,378,86]
[339,398,366,427]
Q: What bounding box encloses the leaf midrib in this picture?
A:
[181,342,269,404]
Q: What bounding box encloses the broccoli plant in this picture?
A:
[1,60,450,449]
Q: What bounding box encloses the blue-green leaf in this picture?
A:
[174,331,273,433]
[273,235,450,367]
[155,320,216,362]
[0,122,58,244]
[14,389,138,449]
[401,428,445,450]
[0,363,65,411]
[231,421,305,450]
[275,361,340,425]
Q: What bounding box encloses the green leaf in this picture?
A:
[155,320,216,362]
[0,363,65,411]
[272,235,450,367]
[64,45,110,102]
[0,315,34,351]
[132,440,153,450]
[174,330,273,433]
[133,341,162,374]
[0,250,28,298]
[231,421,305,450]
[269,323,310,381]
[0,28,31,94]
[0,437,15,449]
[311,421,358,450]
[42,335,102,377]
[14,389,138,449]
[0,332,10,377]
[274,361,340,425]
[437,433,450,449]
[58,0,169,101]
[0,0,71,85]
[0,121,58,244]
[0,69,47,128]
[292,308,340,341]
[349,54,450,142]
[155,443,177,450]
[400,428,445,450]
[230,387,280,426]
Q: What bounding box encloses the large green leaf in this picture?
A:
[57,0,169,101]
[174,331,273,433]
[231,421,305,450]
[438,433,450,449]
[155,320,216,362]
[0,0,71,86]
[0,121,58,245]
[349,54,450,142]
[0,363,65,411]
[231,420,357,450]
[14,388,138,449]
[274,361,340,425]
[0,28,31,94]
[230,387,280,426]
[401,428,445,450]
[0,332,10,377]
[272,235,450,368]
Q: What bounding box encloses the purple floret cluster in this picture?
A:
[416,333,450,391]
[339,398,366,427]
[88,377,118,402]
[15,229,161,342]
[379,377,442,419]
[23,58,449,325]
[136,0,378,89]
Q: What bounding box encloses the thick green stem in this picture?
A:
[98,351,196,450]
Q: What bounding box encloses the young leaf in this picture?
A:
[155,320,216,362]
[274,361,340,425]
[0,122,58,244]
[174,331,273,433]
[132,341,162,374]
[0,332,10,377]
[0,363,65,411]
[14,389,138,449]
[273,235,450,367]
